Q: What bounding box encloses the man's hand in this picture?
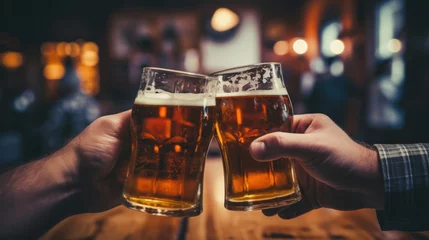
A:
[66,110,131,212]
[249,114,384,219]
[0,110,131,238]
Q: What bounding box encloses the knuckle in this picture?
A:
[311,114,334,128]
[94,115,116,129]
[314,113,330,122]
[273,134,286,148]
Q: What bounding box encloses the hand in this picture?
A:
[0,110,132,238]
[249,114,384,219]
[65,110,131,212]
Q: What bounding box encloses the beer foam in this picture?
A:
[216,88,289,97]
[213,63,290,98]
[134,90,216,106]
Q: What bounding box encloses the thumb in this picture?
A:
[249,132,313,161]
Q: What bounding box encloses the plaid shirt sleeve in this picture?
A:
[374,144,429,231]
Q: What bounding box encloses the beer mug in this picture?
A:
[210,63,301,211]
[123,67,217,217]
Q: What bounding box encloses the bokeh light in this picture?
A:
[330,60,344,77]
[69,43,80,57]
[273,41,288,56]
[41,43,56,56]
[211,8,240,32]
[184,49,200,72]
[81,42,99,53]
[292,39,308,55]
[329,39,345,55]
[44,63,65,80]
[81,51,99,66]
[1,52,23,69]
[56,42,68,56]
[387,39,402,53]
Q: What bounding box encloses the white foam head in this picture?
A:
[213,63,289,98]
[134,90,216,106]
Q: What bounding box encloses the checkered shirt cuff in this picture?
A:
[374,144,429,231]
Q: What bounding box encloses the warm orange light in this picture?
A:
[69,43,80,57]
[211,8,240,32]
[159,107,167,118]
[76,63,100,96]
[273,40,288,56]
[81,51,99,66]
[236,108,242,125]
[154,145,159,153]
[136,178,151,192]
[41,43,56,56]
[261,104,267,118]
[82,42,99,52]
[174,145,182,153]
[44,63,65,80]
[56,42,68,56]
[77,65,97,78]
[1,52,23,69]
[64,44,72,55]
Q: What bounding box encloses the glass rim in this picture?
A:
[208,62,281,76]
[143,67,209,79]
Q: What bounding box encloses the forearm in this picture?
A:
[374,143,429,231]
[0,146,82,239]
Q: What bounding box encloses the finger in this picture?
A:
[249,114,331,162]
[249,132,312,161]
[277,200,313,220]
[111,110,132,137]
[111,111,132,183]
[262,207,287,216]
[289,114,322,134]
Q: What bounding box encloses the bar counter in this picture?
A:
[43,158,429,240]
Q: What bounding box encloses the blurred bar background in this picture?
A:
[1,0,428,165]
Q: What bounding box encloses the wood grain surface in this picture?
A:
[43,157,429,240]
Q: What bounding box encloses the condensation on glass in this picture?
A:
[210,62,301,211]
[123,67,217,217]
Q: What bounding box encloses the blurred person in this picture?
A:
[159,25,184,70]
[41,57,101,154]
[250,114,429,231]
[0,68,36,164]
[108,27,157,110]
[306,57,356,128]
[367,59,404,134]
[0,111,130,239]
[128,35,158,87]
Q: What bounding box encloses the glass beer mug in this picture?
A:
[211,63,301,211]
[122,67,217,217]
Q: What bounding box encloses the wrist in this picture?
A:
[46,141,84,211]
[359,145,385,210]
[55,141,81,187]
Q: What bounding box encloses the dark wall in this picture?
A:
[402,0,429,143]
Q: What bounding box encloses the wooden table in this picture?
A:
[43,158,429,240]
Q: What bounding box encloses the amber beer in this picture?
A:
[212,63,301,211]
[122,68,216,217]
